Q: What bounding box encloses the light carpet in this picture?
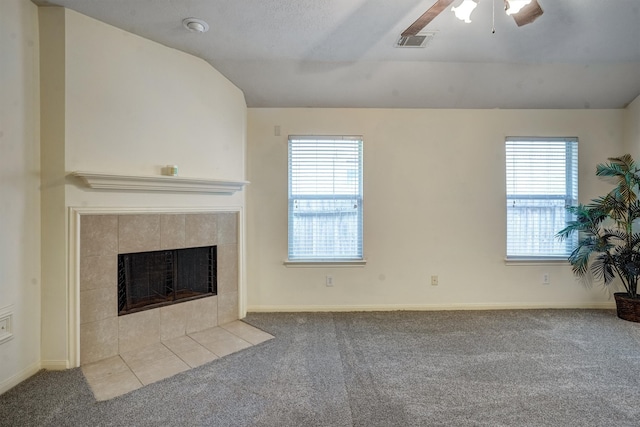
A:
[1,309,639,426]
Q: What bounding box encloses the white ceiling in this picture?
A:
[33,0,640,109]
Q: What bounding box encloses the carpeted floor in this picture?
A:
[1,309,640,426]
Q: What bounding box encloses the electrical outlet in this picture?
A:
[326,275,334,287]
[431,275,438,286]
[542,273,550,285]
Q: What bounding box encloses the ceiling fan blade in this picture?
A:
[512,0,543,27]
[401,0,456,37]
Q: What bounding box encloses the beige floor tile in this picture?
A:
[206,336,252,357]
[82,355,129,382]
[163,335,220,368]
[220,320,274,345]
[190,327,252,357]
[87,369,143,401]
[163,335,202,353]
[120,342,174,371]
[130,354,190,385]
[178,347,219,368]
[188,326,231,345]
[81,318,276,399]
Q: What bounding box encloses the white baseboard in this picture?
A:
[0,361,41,395]
[247,302,616,313]
[41,360,69,370]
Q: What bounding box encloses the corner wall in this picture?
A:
[39,8,247,368]
[39,5,68,371]
[623,94,640,157]
[0,0,41,393]
[247,108,624,311]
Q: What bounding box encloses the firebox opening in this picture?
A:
[117,246,217,316]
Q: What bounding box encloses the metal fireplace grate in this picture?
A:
[117,246,217,315]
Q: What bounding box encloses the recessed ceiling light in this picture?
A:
[182,18,209,34]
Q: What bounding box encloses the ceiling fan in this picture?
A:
[401,0,544,37]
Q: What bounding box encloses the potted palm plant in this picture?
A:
[557,154,640,322]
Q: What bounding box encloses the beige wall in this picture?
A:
[624,94,640,158]
[39,8,247,368]
[39,6,68,370]
[0,0,41,393]
[63,10,246,185]
[247,108,625,311]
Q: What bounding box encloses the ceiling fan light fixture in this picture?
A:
[182,18,209,34]
[504,0,532,16]
[451,0,478,23]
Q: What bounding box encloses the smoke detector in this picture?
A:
[182,18,209,34]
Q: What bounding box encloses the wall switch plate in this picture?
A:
[431,275,438,286]
[326,275,334,287]
[542,273,550,285]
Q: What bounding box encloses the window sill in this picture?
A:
[504,257,570,266]
[283,259,367,268]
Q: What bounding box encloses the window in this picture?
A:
[506,137,578,259]
[288,136,363,261]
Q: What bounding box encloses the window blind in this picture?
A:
[506,137,578,259]
[288,136,363,260]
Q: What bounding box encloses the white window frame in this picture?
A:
[505,137,578,262]
[285,135,365,266]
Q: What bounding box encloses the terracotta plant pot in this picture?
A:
[614,293,640,322]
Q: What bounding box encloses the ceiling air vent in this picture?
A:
[395,32,435,48]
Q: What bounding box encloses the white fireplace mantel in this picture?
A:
[71,171,249,195]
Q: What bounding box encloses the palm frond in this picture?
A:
[591,253,616,285]
[568,238,600,277]
[589,194,627,222]
[600,228,628,243]
[556,204,607,241]
[628,201,640,222]
[596,155,635,177]
[596,155,637,206]
[564,154,640,297]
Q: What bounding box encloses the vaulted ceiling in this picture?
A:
[34,0,640,109]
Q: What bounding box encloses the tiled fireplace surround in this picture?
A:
[79,211,239,365]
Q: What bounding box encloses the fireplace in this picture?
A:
[118,246,217,315]
[78,211,240,365]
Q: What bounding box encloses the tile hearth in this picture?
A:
[82,320,273,401]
